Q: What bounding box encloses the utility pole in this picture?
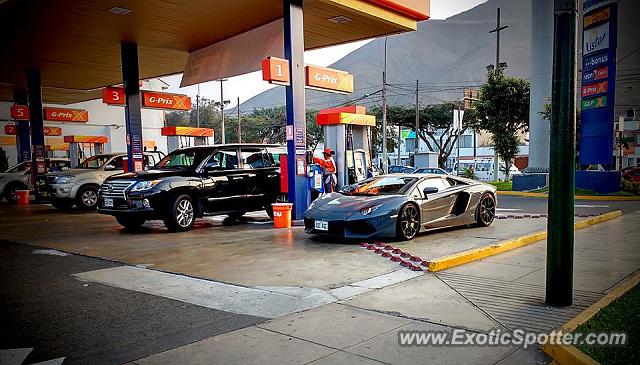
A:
[237,97,241,143]
[397,124,401,165]
[196,84,200,128]
[546,0,577,307]
[414,79,420,165]
[382,37,388,173]
[219,79,226,144]
[489,7,508,181]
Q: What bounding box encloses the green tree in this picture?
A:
[475,72,530,179]
[540,102,582,165]
[371,104,479,168]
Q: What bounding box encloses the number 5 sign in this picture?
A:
[261,57,290,86]
[10,105,30,120]
[102,87,126,105]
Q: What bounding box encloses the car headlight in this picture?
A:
[359,204,382,216]
[130,180,162,192]
[54,175,75,184]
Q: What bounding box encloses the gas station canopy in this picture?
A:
[0,0,429,104]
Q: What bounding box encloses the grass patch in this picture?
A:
[488,180,512,191]
[574,283,640,365]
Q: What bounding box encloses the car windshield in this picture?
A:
[341,176,417,196]
[5,162,31,173]
[157,149,211,170]
[77,155,113,169]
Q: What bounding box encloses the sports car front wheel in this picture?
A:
[396,203,420,241]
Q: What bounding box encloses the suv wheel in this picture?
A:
[164,194,195,232]
[116,215,146,230]
[76,185,99,210]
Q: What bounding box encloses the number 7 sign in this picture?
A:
[261,57,290,86]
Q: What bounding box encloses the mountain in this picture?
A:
[241,0,532,111]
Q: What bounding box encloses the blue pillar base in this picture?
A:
[575,171,621,194]
[512,173,548,191]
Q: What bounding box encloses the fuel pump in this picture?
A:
[63,135,108,167]
[316,105,376,191]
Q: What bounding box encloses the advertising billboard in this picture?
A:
[579,2,617,166]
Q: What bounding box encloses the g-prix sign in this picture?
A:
[305,65,354,94]
[141,91,191,110]
[44,108,89,122]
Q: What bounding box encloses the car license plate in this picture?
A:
[104,198,114,207]
[314,220,328,231]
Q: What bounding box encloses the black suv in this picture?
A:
[97,144,286,231]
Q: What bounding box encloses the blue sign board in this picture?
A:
[579,1,617,166]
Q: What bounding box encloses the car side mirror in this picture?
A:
[423,186,439,196]
[104,165,116,171]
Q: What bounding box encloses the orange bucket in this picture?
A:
[16,190,30,205]
[272,203,293,228]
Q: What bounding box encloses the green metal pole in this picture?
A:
[546,0,577,307]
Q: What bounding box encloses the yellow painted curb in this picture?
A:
[427,210,623,272]
[497,191,640,201]
[542,271,640,365]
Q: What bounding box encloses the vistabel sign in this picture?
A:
[142,91,191,111]
[305,65,354,94]
[44,108,89,123]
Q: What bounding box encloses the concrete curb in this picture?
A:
[427,210,623,272]
[497,191,640,201]
[542,270,640,365]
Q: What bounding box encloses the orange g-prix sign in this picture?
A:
[142,91,191,110]
[44,108,89,122]
[305,65,354,94]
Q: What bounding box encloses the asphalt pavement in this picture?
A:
[0,242,265,365]
[496,194,640,215]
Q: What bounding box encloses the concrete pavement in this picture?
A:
[128,211,640,364]
[1,200,639,364]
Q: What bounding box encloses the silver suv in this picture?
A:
[1,158,70,203]
[44,152,163,210]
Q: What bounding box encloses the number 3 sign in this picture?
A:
[102,87,126,105]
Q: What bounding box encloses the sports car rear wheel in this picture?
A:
[397,203,420,241]
[475,193,496,227]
